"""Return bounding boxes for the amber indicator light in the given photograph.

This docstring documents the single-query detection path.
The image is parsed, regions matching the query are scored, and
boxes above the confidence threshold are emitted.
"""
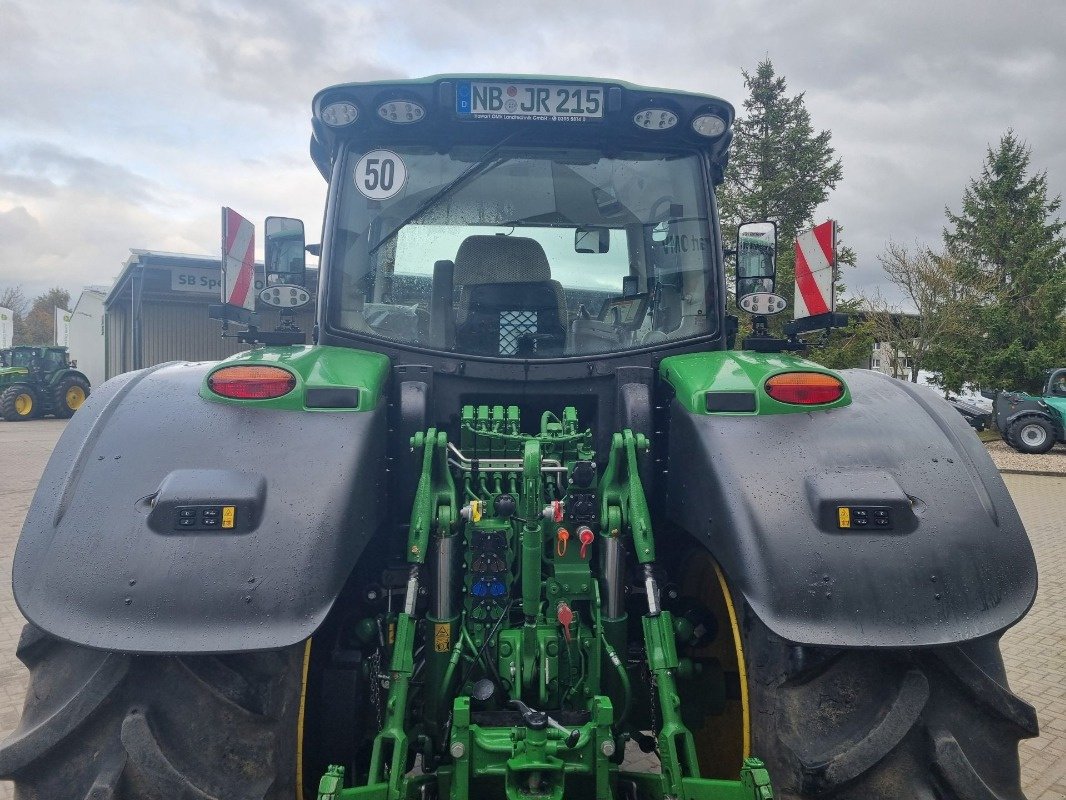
[208,365,297,400]
[764,372,844,405]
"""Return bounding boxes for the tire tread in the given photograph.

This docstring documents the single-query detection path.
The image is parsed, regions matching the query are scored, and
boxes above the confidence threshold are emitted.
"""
[0,625,301,800]
[743,605,1035,799]
[798,669,929,789]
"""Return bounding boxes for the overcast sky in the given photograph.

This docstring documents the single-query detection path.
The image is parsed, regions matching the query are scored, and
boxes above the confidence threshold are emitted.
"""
[1,0,1063,308]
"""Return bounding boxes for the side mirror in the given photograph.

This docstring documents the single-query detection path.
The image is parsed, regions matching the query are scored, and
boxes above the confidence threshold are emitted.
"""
[735,221,777,303]
[575,227,610,254]
[264,217,306,288]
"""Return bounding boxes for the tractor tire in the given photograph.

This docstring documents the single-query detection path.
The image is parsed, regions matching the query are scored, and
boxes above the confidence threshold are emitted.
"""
[676,550,1037,799]
[0,385,40,422]
[1006,415,1056,454]
[742,603,1038,799]
[0,624,306,800]
[51,375,90,418]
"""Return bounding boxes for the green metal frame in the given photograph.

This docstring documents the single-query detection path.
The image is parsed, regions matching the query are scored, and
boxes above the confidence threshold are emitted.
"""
[318,407,773,800]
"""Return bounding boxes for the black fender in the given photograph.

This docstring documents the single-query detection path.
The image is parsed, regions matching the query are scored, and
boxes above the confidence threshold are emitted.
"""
[994,391,1061,438]
[13,361,386,654]
[667,369,1037,648]
[41,368,91,387]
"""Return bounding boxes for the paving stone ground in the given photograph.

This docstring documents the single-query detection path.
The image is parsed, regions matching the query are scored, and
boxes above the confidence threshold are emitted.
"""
[1001,472,1066,800]
[0,421,1061,798]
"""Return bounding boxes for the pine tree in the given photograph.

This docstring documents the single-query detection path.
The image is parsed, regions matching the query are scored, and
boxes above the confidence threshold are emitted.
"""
[935,132,1066,392]
[718,60,843,242]
[718,59,859,360]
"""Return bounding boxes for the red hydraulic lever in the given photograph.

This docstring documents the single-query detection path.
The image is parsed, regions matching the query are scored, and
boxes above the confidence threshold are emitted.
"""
[556,601,574,643]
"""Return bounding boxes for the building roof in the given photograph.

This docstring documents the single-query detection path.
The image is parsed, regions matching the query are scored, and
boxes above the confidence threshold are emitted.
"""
[71,286,110,315]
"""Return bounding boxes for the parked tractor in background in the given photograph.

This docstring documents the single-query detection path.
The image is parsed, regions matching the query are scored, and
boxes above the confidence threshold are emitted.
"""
[0,76,1038,800]
[0,345,91,421]
[994,367,1066,453]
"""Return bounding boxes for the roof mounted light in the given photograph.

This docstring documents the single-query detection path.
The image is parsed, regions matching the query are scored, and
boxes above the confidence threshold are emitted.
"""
[378,100,425,124]
[633,109,677,131]
[320,101,359,127]
[692,113,728,137]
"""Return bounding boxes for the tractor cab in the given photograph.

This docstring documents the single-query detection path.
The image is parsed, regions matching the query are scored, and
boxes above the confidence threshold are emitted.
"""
[303,77,752,365]
[2,346,37,370]
[1045,367,1066,397]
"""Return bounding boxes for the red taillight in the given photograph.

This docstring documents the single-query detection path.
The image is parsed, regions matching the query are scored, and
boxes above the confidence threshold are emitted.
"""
[208,365,296,399]
[765,372,844,405]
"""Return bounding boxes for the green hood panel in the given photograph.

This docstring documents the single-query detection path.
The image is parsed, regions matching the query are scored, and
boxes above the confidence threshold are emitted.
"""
[200,345,390,411]
[660,351,851,415]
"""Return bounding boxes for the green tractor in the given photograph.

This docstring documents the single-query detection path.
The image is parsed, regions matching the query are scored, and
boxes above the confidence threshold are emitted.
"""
[0,345,91,421]
[0,76,1038,800]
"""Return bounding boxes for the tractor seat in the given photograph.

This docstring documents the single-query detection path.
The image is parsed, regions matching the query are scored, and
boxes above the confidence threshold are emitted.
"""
[453,235,567,357]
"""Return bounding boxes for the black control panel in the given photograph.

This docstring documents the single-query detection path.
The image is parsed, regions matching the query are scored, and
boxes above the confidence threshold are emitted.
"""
[837,506,892,530]
[173,505,237,531]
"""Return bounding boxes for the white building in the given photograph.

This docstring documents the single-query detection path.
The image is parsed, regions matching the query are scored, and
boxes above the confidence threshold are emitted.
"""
[870,339,917,380]
[68,286,109,388]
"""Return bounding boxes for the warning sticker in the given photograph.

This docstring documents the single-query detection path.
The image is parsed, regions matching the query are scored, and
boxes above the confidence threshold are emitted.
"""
[434,623,451,653]
[354,149,407,200]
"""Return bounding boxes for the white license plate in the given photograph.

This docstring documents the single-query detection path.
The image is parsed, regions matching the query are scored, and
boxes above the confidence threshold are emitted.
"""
[457,82,604,120]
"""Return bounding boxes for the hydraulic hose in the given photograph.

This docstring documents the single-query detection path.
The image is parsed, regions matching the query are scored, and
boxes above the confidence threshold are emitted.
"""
[601,634,631,730]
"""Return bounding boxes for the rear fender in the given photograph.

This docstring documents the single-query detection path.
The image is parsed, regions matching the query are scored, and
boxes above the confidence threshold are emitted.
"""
[13,347,390,654]
[994,391,1049,433]
[665,365,1037,648]
[52,369,91,387]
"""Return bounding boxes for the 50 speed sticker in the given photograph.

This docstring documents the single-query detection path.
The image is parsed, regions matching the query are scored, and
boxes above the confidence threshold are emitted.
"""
[354,149,407,200]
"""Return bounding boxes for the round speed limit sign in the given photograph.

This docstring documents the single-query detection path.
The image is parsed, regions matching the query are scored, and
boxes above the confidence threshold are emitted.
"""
[354,150,407,200]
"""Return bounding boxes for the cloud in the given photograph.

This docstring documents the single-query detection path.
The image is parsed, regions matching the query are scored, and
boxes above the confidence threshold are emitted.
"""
[158,0,401,112]
[0,143,161,204]
[0,0,1062,314]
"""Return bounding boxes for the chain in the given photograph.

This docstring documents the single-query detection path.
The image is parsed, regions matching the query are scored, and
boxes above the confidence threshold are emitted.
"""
[369,648,385,730]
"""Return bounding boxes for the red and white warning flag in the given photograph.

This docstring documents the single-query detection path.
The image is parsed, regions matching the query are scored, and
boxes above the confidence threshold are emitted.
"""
[221,207,256,311]
[793,220,836,321]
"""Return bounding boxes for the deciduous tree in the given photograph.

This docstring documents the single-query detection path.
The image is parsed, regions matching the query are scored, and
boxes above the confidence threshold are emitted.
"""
[22,288,72,346]
[864,243,994,385]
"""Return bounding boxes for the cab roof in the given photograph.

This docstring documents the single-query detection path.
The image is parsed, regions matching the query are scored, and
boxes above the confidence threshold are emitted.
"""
[309,73,735,183]
[313,73,733,107]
